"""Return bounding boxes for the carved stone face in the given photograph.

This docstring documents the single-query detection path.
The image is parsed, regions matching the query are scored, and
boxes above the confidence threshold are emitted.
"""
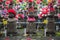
[54,6,60,14]
[57,6,60,8]
[8,13,15,18]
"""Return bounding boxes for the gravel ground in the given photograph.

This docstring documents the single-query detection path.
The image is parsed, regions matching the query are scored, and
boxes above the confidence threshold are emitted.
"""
[0,29,60,40]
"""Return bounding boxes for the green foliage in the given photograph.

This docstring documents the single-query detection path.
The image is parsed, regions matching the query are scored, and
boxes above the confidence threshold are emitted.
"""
[42,0,48,5]
[56,32,60,36]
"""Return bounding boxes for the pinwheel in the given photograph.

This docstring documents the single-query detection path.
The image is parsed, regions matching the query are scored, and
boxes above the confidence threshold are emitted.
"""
[28,0,34,2]
[5,1,10,5]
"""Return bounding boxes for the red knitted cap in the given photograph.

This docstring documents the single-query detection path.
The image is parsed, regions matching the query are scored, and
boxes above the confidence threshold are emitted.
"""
[8,9,16,16]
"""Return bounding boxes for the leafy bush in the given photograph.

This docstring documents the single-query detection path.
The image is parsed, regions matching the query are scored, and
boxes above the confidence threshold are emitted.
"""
[56,32,60,36]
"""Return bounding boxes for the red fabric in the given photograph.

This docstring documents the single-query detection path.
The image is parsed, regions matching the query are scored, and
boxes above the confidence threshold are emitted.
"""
[50,8,55,12]
[48,3,55,12]
[27,17,36,22]
[8,9,16,16]
[48,3,53,7]
[28,0,33,2]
